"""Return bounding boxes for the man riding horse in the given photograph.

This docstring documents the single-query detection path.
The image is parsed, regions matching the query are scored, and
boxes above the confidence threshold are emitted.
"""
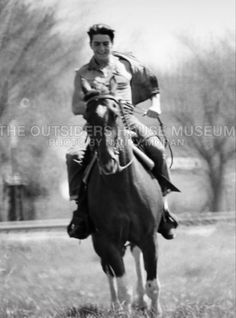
[66,24,179,240]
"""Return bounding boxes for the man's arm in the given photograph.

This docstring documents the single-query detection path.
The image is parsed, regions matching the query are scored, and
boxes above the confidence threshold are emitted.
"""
[72,71,86,116]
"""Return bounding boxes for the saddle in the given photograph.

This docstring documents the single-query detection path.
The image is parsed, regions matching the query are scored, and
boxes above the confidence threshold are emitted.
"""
[82,133,179,194]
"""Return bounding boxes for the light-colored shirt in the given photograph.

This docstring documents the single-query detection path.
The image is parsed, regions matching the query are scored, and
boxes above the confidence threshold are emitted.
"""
[72,52,161,116]
[72,56,133,115]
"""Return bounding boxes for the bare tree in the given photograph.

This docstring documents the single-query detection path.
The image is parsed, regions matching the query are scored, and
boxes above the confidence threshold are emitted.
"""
[0,0,79,116]
[0,0,80,219]
[165,34,235,211]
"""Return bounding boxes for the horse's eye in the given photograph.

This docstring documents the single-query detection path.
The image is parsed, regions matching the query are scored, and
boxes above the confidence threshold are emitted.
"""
[105,126,112,132]
[111,104,117,110]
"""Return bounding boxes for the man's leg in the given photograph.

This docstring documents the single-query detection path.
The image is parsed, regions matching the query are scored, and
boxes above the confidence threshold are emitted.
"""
[123,114,179,239]
[66,148,86,201]
[66,146,93,239]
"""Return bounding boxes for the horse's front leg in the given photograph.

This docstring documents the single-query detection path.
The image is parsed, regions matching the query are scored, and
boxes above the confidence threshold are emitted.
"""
[141,234,162,318]
[93,234,132,313]
[131,245,148,310]
[106,273,119,310]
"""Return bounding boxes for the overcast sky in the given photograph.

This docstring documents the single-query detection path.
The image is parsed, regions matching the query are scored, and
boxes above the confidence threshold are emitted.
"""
[53,0,235,70]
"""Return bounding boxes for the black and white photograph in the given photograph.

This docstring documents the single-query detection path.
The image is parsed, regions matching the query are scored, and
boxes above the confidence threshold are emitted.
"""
[0,0,235,317]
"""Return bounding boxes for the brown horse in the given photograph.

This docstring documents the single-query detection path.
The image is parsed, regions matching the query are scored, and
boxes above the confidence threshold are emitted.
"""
[82,79,163,317]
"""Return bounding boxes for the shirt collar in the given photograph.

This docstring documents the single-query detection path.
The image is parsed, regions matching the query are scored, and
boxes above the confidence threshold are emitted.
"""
[88,54,119,71]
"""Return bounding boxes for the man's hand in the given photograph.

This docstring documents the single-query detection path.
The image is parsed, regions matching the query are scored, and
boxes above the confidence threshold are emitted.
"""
[143,106,161,118]
[143,94,161,118]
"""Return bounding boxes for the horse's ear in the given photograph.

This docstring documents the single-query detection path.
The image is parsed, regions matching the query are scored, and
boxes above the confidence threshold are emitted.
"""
[81,77,92,95]
[109,76,117,96]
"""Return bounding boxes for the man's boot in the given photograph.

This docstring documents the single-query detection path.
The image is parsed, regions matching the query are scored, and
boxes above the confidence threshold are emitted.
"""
[67,184,94,239]
[152,163,180,240]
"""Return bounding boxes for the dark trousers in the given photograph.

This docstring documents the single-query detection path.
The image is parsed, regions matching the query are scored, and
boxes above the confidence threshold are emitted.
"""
[122,114,172,189]
[66,146,91,200]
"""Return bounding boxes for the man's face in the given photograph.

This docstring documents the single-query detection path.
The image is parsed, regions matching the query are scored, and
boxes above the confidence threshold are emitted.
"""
[90,34,113,63]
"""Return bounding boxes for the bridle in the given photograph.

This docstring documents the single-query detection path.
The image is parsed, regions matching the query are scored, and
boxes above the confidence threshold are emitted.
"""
[97,150,134,176]
[86,94,119,105]
[86,94,135,175]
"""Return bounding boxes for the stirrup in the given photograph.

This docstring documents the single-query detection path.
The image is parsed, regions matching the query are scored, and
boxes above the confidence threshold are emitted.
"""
[163,209,178,228]
[158,210,178,240]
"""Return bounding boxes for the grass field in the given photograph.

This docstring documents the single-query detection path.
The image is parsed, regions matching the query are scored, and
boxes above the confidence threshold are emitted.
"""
[0,222,235,318]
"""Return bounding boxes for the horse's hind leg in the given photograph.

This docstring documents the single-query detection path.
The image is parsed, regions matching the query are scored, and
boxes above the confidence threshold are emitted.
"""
[93,234,132,312]
[141,234,162,317]
[131,245,148,310]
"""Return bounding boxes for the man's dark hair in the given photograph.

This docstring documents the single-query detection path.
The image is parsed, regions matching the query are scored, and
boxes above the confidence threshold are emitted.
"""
[87,24,115,42]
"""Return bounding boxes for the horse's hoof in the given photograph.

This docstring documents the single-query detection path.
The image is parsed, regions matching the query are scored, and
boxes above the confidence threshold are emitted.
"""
[110,301,121,312]
[149,307,163,318]
[132,296,149,311]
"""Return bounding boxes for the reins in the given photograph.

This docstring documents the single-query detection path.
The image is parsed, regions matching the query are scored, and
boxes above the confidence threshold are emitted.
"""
[86,95,174,175]
[97,153,135,175]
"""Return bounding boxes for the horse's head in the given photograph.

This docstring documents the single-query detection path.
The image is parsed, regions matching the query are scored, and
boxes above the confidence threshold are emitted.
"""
[81,77,133,175]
